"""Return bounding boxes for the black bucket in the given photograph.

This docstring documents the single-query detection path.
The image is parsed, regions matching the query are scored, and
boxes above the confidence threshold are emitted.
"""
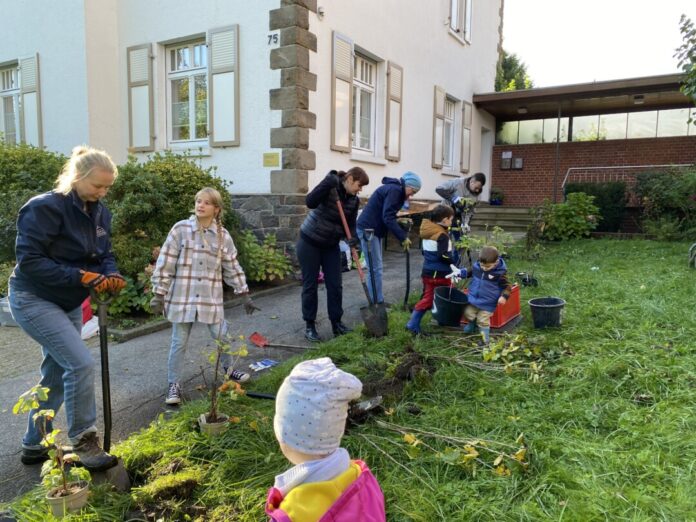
[528,297,565,328]
[432,286,468,327]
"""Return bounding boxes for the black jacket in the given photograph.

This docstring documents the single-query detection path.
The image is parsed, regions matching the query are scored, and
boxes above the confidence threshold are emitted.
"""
[10,190,118,311]
[300,171,359,247]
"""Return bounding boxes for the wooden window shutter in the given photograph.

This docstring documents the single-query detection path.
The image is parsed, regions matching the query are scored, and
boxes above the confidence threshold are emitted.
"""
[431,85,446,168]
[209,25,240,147]
[460,101,472,173]
[127,44,154,152]
[331,31,353,152]
[19,54,42,148]
[385,62,403,162]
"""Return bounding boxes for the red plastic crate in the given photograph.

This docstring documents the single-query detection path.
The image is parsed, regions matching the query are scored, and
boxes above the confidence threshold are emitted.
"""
[461,284,521,328]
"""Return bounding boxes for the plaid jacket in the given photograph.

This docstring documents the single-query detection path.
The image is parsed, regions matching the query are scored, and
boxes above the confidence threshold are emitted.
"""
[151,217,248,324]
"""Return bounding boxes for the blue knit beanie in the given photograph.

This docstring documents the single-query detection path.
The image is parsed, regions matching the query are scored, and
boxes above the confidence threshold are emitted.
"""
[401,171,422,191]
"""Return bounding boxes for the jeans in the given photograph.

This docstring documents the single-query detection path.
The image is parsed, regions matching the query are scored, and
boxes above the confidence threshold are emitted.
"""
[296,235,343,323]
[357,228,384,303]
[168,320,235,383]
[9,288,97,446]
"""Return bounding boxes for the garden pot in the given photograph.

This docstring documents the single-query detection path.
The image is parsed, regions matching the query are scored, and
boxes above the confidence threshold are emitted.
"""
[432,286,468,327]
[528,297,565,328]
[198,413,229,436]
[46,481,89,517]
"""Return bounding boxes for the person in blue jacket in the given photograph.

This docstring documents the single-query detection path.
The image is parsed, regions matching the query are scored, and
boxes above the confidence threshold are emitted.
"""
[459,245,511,344]
[356,172,421,304]
[8,145,125,472]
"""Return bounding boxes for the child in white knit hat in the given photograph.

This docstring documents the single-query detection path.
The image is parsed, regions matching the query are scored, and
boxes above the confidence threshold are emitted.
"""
[265,357,386,522]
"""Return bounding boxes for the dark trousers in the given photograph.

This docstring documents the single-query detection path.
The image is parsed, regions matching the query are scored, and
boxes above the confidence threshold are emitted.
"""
[296,236,343,323]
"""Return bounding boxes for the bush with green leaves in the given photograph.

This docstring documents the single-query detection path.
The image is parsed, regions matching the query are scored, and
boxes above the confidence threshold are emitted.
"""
[102,273,154,317]
[564,181,627,232]
[634,170,696,237]
[0,261,14,296]
[235,230,294,282]
[0,144,67,263]
[534,192,600,241]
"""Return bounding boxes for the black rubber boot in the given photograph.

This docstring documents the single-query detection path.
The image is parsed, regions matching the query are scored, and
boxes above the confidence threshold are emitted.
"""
[304,322,322,343]
[331,321,352,336]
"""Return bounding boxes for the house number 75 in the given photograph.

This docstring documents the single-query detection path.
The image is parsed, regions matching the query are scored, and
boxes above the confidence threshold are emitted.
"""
[268,33,279,45]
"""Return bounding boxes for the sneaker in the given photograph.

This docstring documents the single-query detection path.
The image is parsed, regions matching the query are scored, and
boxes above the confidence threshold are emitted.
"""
[69,432,117,472]
[225,367,250,383]
[21,444,52,465]
[165,382,182,405]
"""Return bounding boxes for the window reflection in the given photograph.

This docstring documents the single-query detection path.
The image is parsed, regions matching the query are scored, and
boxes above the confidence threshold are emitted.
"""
[627,111,657,139]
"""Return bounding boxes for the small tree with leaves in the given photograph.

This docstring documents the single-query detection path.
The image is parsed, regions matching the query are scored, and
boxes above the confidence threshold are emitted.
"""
[13,386,90,496]
[495,49,534,92]
[204,330,248,423]
[675,14,696,121]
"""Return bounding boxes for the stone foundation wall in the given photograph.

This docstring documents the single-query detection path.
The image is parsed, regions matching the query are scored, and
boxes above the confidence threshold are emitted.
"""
[230,194,307,255]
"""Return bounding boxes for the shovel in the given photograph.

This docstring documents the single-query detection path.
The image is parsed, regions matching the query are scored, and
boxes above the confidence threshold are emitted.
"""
[249,331,311,352]
[335,201,388,337]
[90,290,113,452]
[397,218,413,309]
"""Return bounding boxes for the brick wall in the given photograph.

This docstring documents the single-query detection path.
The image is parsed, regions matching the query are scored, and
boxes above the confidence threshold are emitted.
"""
[492,136,696,207]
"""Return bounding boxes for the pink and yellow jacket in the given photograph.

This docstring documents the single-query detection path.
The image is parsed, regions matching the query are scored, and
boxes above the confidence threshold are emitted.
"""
[265,460,385,522]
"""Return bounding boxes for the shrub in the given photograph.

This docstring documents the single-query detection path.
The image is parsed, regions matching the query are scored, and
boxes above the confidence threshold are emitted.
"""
[0,144,66,263]
[642,217,690,241]
[235,231,293,282]
[535,192,600,241]
[0,261,14,296]
[634,170,696,234]
[564,181,627,232]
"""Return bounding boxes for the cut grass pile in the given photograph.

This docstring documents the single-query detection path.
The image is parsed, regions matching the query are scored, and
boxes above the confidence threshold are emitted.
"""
[3,239,696,521]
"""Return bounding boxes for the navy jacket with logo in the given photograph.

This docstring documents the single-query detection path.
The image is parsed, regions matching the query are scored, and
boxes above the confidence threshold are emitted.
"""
[10,190,118,311]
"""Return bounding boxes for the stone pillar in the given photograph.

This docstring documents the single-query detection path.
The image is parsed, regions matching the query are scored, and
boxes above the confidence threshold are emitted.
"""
[269,1,318,195]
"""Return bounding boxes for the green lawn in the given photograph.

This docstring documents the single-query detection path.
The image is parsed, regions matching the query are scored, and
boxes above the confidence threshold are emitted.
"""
[5,239,696,521]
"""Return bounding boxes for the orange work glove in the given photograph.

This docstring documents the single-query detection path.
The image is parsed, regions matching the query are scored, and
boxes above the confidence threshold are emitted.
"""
[106,273,127,294]
[80,271,109,293]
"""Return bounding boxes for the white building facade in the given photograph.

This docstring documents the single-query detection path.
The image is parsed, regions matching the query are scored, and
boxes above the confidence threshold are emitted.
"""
[1,0,503,235]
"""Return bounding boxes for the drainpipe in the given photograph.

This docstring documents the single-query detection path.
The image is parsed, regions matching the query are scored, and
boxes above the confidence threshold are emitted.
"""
[552,103,561,203]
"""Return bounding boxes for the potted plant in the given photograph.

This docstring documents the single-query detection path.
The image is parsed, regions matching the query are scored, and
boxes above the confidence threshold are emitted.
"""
[13,386,92,518]
[198,332,248,436]
[490,187,504,206]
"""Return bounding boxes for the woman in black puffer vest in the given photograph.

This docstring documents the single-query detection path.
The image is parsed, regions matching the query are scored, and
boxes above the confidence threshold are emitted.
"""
[297,168,369,342]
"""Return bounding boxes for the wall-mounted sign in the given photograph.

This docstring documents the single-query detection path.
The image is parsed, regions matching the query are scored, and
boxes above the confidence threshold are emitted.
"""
[263,152,280,168]
[501,151,512,159]
[512,157,524,170]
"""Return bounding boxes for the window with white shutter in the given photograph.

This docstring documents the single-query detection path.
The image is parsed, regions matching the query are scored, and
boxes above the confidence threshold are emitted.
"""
[0,65,20,145]
[331,31,353,152]
[208,25,239,147]
[449,0,473,43]
[127,44,154,152]
[352,54,376,153]
[167,39,209,144]
[19,54,42,147]
[432,86,446,168]
[460,101,472,173]
[443,98,456,169]
[385,61,403,161]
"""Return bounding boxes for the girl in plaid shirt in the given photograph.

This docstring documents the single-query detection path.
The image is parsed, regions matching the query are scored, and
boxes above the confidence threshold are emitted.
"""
[150,188,259,405]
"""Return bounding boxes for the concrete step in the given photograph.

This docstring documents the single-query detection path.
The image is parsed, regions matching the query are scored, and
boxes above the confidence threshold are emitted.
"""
[471,220,531,231]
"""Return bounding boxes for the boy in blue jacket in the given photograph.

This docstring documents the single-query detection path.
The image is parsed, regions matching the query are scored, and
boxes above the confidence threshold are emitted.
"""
[456,246,511,344]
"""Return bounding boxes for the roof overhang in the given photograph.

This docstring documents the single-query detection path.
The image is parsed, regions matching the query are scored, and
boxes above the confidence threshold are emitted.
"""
[473,73,693,120]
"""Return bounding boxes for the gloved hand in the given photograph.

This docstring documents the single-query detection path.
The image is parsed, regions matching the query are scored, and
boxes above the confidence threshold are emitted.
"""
[106,273,127,294]
[397,218,413,230]
[445,264,466,283]
[453,196,466,210]
[401,238,412,251]
[80,271,110,293]
[243,294,261,315]
[149,294,165,315]
[461,223,471,234]
[347,236,360,249]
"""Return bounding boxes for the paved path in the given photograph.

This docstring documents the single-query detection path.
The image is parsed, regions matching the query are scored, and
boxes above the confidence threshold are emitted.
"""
[0,251,422,502]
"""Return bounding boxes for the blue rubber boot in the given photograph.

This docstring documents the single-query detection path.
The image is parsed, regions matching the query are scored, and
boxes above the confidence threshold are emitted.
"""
[463,319,477,334]
[406,309,426,334]
[480,327,491,345]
